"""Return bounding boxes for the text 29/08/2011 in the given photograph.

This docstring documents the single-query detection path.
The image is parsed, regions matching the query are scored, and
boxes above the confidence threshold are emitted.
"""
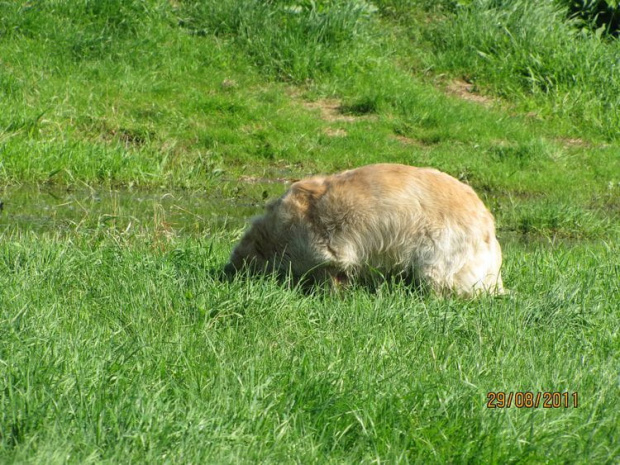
[487,392,578,409]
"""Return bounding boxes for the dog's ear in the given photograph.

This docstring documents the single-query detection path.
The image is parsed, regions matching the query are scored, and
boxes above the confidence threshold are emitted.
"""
[290,178,327,199]
[284,178,327,214]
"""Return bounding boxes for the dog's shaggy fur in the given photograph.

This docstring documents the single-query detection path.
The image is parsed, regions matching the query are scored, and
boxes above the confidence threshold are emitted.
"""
[225,164,504,296]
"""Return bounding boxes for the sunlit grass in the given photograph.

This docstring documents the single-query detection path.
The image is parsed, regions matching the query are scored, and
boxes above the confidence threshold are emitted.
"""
[0,231,618,462]
[1,0,619,462]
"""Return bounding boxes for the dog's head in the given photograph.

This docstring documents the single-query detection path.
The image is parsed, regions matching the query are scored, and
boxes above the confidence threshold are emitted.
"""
[225,179,328,280]
[224,199,289,277]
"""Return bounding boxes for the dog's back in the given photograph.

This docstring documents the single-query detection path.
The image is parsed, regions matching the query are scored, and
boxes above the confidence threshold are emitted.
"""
[228,164,504,296]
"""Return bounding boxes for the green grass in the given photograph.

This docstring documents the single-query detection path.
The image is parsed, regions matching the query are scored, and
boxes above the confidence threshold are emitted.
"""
[1,231,618,463]
[379,0,620,140]
[1,0,619,462]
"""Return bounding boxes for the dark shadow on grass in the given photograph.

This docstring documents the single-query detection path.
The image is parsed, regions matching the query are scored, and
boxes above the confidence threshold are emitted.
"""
[221,261,430,299]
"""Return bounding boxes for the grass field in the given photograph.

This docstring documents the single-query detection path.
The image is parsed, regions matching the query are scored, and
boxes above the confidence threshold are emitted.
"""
[1,1,619,463]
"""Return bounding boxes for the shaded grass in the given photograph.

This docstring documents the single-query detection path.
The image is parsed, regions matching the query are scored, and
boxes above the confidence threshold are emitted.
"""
[0,231,618,463]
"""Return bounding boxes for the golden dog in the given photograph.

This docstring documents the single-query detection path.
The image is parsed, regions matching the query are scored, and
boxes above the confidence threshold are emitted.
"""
[225,164,504,296]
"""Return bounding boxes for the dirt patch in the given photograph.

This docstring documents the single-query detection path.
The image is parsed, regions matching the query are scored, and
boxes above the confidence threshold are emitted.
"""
[323,127,348,137]
[238,175,293,184]
[556,137,589,148]
[446,79,495,106]
[392,134,427,147]
[287,87,377,123]
[302,99,360,123]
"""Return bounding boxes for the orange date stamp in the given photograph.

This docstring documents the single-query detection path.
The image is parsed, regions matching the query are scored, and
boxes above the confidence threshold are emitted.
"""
[486,392,579,408]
